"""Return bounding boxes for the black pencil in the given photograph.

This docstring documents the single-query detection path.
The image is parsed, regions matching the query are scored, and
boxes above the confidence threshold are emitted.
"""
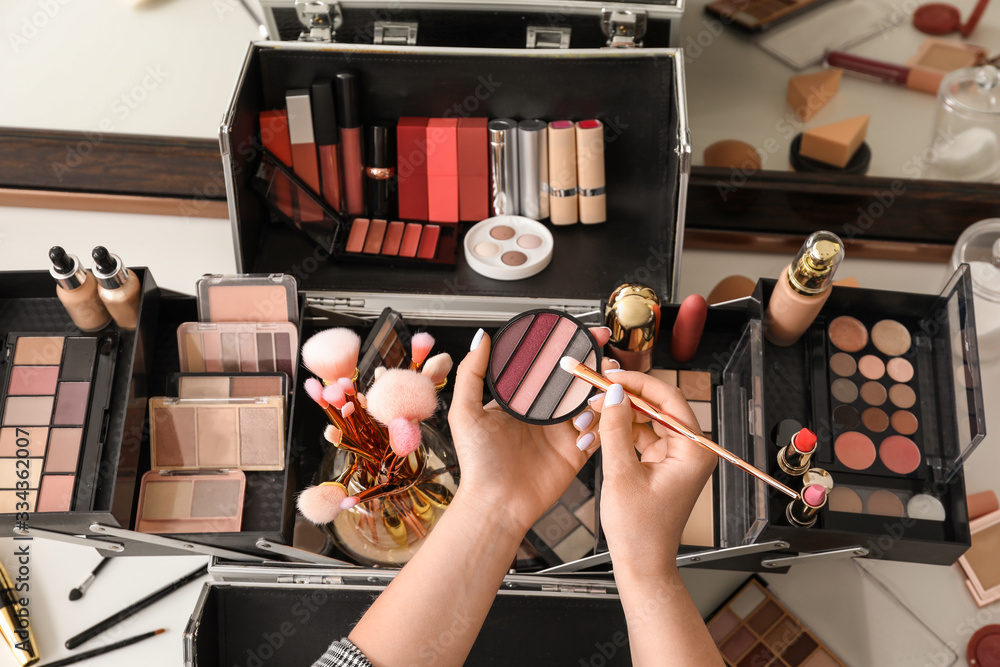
[64,563,207,649]
[46,629,165,666]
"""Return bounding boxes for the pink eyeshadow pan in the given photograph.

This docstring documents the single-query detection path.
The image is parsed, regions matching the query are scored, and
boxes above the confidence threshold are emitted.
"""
[509,318,577,414]
[204,334,223,372]
[552,350,597,418]
[495,313,559,402]
[345,218,369,253]
[382,221,404,255]
[53,382,90,425]
[37,475,74,512]
[490,315,535,379]
[400,223,422,257]
[9,367,60,396]
[44,428,82,473]
[417,225,441,259]
[363,219,387,254]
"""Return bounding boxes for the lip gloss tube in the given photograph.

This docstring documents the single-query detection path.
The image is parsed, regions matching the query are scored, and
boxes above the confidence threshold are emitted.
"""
[576,120,606,224]
[548,120,578,225]
[336,72,365,216]
[488,119,519,216]
[285,90,322,196]
[365,121,397,219]
[518,119,549,220]
[310,81,344,213]
[259,110,294,217]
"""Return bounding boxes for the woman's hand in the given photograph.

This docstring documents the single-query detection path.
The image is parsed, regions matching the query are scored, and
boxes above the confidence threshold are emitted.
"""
[580,371,717,576]
[447,327,613,538]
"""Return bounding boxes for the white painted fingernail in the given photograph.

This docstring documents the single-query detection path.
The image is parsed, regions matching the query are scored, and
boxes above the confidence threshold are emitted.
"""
[606,368,626,374]
[470,328,485,351]
[576,432,596,451]
[606,358,621,369]
[588,392,605,404]
[573,410,594,430]
[606,384,625,406]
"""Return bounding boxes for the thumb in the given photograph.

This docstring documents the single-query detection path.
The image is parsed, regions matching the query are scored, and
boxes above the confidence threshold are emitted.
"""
[597,384,639,476]
[450,328,490,429]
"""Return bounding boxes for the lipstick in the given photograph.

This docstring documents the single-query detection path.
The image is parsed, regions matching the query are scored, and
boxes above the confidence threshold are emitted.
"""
[458,118,489,222]
[518,119,549,220]
[777,427,818,476]
[786,483,828,528]
[0,559,39,666]
[310,81,344,213]
[397,117,429,221]
[488,119,519,216]
[336,72,365,216]
[365,121,397,219]
[426,118,459,223]
[548,120,578,225]
[285,90,322,196]
[575,119,606,224]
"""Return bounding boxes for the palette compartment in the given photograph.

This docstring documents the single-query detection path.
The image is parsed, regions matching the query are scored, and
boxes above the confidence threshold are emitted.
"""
[357,308,412,390]
[168,372,288,400]
[177,321,299,381]
[706,576,846,667]
[135,470,246,534]
[196,274,299,325]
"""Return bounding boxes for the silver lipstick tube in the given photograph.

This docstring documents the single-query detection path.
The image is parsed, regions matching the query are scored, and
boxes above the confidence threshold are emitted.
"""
[517,119,548,220]
[488,119,519,215]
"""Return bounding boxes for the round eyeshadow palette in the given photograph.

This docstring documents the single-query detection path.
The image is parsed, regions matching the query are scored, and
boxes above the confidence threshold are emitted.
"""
[822,315,925,479]
[486,309,601,426]
[463,215,554,281]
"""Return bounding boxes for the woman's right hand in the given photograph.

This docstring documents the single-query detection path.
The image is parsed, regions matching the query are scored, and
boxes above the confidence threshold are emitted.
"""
[580,371,717,576]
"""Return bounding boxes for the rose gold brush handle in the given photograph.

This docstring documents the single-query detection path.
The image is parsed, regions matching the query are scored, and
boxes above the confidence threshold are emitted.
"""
[561,358,799,500]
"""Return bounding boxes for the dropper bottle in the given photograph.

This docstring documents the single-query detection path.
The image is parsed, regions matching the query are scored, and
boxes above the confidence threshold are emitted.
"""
[92,246,141,331]
[48,246,111,332]
[765,231,845,346]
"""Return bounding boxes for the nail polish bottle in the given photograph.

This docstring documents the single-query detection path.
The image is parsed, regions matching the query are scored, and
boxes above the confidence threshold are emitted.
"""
[765,231,844,346]
[48,246,111,332]
[92,246,141,331]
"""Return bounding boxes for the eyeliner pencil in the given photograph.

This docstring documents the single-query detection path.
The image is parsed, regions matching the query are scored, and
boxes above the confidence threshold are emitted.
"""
[45,629,164,667]
[64,564,207,650]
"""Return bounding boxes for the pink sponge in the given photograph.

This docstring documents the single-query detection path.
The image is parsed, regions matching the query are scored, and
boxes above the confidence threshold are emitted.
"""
[298,482,348,524]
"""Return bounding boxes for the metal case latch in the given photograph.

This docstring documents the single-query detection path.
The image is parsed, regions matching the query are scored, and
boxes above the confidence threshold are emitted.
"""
[373,21,418,45]
[296,0,343,42]
[526,26,572,49]
[601,8,647,48]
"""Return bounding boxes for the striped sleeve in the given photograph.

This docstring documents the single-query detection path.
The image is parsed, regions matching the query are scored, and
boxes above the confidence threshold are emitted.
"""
[312,638,373,667]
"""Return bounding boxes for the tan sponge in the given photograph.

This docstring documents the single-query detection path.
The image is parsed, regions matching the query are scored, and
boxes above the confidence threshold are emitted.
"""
[799,115,869,168]
[787,69,843,122]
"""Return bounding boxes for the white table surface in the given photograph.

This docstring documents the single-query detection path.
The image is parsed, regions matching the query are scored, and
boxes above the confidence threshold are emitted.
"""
[0,205,996,665]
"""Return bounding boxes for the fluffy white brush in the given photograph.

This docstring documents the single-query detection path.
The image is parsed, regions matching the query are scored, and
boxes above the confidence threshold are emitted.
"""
[302,328,362,383]
[420,352,453,388]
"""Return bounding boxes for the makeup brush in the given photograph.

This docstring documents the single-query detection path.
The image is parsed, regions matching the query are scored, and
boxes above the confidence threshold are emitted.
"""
[302,328,362,383]
[558,357,798,499]
[69,556,110,601]
[409,332,435,370]
[298,482,349,523]
[420,352,453,389]
[366,369,439,456]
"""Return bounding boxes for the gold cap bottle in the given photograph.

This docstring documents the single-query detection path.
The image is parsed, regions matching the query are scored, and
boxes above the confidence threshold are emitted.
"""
[605,283,661,372]
[0,561,38,666]
[765,231,844,346]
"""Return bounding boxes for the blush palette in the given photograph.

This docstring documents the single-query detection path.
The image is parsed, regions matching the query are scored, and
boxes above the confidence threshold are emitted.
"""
[0,333,117,513]
[487,309,601,425]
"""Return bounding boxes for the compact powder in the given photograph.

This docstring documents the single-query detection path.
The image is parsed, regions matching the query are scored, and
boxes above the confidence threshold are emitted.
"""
[861,407,889,432]
[828,486,863,513]
[474,242,500,257]
[858,355,885,380]
[502,251,527,266]
[866,489,905,517]
[891,410,918,435]
[833,405,860,429]
[828,316,868,352]
[886,358,914,382]
[907,494,946,521]
[831,378,858,403]
[464,216,554,281]
[517,235,543,249]
[871,320,911,356]
[963,521,1000,590]
[13,337,64,366]
[879,435,921,474]
[889,384,916,409]
[834,432,876,470]
[830,352,857,377]
[490,225,516,240]
[859,381,887,406]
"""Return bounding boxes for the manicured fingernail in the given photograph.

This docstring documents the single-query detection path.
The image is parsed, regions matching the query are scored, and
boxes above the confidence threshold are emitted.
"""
[573,410,594,430]
[606,358,621,369]
[606,368,626,374]
[606,384,625,406]
[576,432,596,451]
[588,392,605,404]
[470,328,485,351]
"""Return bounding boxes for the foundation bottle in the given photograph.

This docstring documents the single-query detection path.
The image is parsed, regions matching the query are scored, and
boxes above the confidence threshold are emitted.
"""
[49,246,111,332]
[92,246,141,331]
[765,231,844,346]
[605,283,661,372]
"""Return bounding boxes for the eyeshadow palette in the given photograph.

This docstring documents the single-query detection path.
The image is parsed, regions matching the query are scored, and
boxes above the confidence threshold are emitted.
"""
[826,485,945,520]
[0,333,118,513]
[487,309,601,426]
[196,274,298,325]
[705,0,834,32]
[168,373,287,400]
[136,470,246,534]
[149,396,286,471]
[463,216,554,281]
[813,315,925,480]
[707,577,845,666]
[958,509,1000,607]
[340,218,458,269]
[177,321,299,381]
[650,368,716,548]
[524,471,597,567]
[357,308,411,389]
